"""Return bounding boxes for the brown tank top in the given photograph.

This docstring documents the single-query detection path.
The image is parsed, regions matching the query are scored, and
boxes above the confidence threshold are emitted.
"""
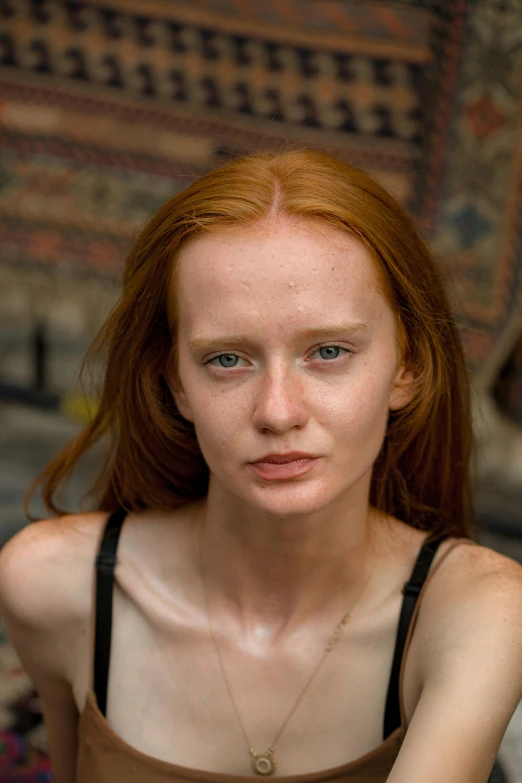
[76,510,473,782]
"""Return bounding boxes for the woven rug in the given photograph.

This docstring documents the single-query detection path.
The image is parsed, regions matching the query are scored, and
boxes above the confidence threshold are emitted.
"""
[1,0,521,398]
[0,0,460,279]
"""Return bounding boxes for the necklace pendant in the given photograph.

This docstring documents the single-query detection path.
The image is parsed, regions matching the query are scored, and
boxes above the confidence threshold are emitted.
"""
[250,749,276,776]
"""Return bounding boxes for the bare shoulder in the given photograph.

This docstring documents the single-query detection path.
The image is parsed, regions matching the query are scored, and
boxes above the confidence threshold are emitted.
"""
[0,511,108,630]
[416,539,522,691]
[426,538,522,612]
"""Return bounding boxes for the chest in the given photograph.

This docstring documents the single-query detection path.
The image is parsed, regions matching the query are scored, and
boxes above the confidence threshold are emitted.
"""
[72,584,423,777]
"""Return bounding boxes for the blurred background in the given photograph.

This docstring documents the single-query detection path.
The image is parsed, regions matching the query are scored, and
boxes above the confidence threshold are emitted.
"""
[0,0,521,780]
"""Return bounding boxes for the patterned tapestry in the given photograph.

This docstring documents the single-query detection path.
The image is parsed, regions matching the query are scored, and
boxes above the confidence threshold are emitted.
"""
[0,0,521,404]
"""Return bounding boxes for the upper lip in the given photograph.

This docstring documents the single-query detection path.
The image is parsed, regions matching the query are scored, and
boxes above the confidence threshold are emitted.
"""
[250,452,319,464]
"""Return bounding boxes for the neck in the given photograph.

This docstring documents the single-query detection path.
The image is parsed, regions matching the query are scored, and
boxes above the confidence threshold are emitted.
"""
[193,481,379,643]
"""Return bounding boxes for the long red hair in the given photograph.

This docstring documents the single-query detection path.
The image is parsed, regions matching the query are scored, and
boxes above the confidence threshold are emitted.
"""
[27,148,476,540]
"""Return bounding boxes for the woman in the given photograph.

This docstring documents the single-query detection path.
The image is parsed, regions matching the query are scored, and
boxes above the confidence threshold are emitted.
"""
[0,148,520,783]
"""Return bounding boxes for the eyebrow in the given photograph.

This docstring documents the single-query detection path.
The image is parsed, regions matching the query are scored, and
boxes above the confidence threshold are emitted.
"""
[187,323,369,354]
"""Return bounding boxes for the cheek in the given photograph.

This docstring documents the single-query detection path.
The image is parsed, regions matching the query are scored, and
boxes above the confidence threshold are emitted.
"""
[328,356,392,405]
[187,385,247,459]
[325,368,392,441]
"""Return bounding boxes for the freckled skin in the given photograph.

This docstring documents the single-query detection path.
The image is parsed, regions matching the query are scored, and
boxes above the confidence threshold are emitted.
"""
[172,218,414,525]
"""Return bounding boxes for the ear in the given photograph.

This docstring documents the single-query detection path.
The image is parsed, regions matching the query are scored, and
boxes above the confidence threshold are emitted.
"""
[168,376,195,423]
[388,363,417,411]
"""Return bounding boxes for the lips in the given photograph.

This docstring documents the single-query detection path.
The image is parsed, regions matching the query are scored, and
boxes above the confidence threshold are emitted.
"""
[248,453,320,481]
[250,452,318,464]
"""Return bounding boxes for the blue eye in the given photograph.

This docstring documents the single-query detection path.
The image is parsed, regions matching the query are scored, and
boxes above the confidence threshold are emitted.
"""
[317,346,345,360]
[212,354,240,368]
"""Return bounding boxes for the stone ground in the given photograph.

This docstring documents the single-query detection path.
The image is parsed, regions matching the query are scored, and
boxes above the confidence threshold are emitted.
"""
[0,325,521,779]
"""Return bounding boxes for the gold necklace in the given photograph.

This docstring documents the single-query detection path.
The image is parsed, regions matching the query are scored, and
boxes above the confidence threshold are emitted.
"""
[198,523,374,777]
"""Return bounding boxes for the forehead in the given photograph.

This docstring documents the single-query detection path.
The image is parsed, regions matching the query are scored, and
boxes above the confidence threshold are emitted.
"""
[174,220,387,332]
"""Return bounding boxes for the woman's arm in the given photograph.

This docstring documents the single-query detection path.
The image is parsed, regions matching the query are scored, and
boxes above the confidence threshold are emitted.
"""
[0,518,96,783]
[387,545,522,783]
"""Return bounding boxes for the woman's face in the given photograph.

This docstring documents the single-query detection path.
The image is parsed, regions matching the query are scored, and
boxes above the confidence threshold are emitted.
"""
[172,219,413,517]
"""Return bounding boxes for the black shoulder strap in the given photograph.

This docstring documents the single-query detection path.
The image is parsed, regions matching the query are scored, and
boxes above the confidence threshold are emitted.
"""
[382,533,449,739]
[93,507,128,717]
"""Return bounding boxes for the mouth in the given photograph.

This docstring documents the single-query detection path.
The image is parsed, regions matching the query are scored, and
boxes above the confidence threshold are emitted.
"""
[250,452,319,464]
[248,455,320,481]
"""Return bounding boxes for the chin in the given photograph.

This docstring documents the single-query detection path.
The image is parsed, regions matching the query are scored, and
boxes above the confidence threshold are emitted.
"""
[240,479,343,519]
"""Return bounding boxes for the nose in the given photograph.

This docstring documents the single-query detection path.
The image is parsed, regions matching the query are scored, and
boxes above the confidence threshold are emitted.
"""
[251,362,309,434]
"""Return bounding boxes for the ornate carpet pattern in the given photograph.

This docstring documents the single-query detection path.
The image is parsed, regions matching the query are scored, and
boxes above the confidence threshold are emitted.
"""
[0,0,522,390]
[0,0,521,384]
[0,3,463,308]
[429,0,522,380]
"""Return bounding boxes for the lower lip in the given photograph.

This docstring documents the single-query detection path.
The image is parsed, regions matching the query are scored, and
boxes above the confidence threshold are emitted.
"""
[248,458,319,481]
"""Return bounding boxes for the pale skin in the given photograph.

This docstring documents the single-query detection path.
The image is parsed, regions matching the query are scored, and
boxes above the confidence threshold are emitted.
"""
[0,217,521,782]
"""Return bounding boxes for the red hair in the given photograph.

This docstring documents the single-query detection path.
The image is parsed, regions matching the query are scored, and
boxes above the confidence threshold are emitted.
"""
[28,148,476,540]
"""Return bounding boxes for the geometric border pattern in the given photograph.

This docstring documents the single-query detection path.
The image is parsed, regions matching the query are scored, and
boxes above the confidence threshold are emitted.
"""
[2,0,522,379]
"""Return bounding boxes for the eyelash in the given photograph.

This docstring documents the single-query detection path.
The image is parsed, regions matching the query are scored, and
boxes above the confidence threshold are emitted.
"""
[203,344,353,370]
